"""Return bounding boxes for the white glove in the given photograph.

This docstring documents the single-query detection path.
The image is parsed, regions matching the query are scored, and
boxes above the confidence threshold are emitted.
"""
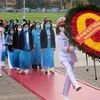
[70,46,75,51]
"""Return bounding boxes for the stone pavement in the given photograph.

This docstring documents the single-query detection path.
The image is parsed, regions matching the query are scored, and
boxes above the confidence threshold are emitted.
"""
[55,43,100,89]
[0,71,41,100]
[56,66,100,89]
[1,47,100,100]
[1,64,100,100]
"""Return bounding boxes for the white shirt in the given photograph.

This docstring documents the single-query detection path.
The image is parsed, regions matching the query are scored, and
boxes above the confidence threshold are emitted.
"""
[56,32,77,63]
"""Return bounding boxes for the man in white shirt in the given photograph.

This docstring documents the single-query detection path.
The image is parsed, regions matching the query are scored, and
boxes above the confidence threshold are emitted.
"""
[56,17,81,100]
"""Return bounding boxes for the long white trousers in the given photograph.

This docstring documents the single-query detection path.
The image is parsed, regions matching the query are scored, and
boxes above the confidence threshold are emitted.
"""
[62,61,79,96]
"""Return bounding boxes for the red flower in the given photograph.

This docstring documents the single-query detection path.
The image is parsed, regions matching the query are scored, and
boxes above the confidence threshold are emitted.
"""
[70,11,100,56]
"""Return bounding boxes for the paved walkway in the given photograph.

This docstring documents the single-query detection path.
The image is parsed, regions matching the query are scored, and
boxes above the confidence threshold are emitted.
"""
[0,71,41,100]
[56,66,100,89]
[3,69,100,100]
[1,46,100,100]
[55,43,100,88]
[1,64,100,100]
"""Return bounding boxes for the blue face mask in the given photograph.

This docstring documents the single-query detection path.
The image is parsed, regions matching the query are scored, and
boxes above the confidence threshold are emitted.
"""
[24,28,29,32]
[36,24,40,29]
[45,24,51,29]
[10,30,14,35]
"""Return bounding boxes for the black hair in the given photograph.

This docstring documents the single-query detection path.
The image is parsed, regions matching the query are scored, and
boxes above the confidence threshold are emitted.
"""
[44,20,52,24]
[12,19,14,22]
[23,19,26,21]
[9,20,12,23]
[14,24,18,29]
[30,24,35,31]
[33,21,35,24]
[18,24,22,28]
[35,22,41,29]
[8,27,15,35]
[15,24,23,33]
[23,19,27,23]
[22,19,27,26]
[0,19,3,27]
[15,19,19,23]
[5,24,9,32]
[27,20,30,26]
[43,20,52,29]
[23,23,29,27]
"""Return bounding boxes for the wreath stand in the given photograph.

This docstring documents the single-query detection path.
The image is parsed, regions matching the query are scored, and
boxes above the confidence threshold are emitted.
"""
[85,54,97,80]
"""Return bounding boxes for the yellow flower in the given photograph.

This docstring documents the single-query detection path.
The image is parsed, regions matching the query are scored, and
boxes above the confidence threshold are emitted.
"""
[76,12,100,51]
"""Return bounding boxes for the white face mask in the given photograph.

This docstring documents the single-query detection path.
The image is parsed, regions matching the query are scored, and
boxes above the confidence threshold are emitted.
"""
[18,28,22,32]
[59,27,65,32]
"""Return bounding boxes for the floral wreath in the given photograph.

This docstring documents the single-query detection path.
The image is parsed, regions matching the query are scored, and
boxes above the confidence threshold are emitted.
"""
[65,5,100,61]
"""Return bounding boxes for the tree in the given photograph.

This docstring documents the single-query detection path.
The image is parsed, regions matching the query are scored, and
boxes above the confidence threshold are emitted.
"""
[26,0,45,8]
[88,0,100,5]
[16,0,23,9]
[74,0,83,6]
[3,0,6,8]
[16,0,46,9]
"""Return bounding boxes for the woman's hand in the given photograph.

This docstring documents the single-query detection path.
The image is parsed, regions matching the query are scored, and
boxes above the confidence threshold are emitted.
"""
[10,43,12,45]
[18,49,20,52]
[70,46,75,51]
[12,48,14,50]
[42,49,44,52]
[32,49,34,51]
[53,48,56,51]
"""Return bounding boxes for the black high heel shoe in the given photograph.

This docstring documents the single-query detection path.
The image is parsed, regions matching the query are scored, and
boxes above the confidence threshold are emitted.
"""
[45,71,48,74]
[50,71,55,74]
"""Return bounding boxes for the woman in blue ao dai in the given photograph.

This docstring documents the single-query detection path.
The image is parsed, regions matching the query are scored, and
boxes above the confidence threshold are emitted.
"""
[13,25,23,71]
[40,20,56,74]
[19,23,34,75]
[32,22,42,70]
[5,28,15,69]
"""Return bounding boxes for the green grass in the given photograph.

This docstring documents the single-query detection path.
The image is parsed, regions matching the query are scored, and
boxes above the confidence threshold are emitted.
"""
[0,12,65,23]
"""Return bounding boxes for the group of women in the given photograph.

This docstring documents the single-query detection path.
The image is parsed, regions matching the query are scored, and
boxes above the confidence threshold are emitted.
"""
[0,18,56,76]
[0,17,82,100]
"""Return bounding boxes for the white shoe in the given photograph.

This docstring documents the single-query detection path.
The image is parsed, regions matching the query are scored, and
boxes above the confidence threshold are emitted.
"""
[24,69,29,75]
[25,72,29,75]
[0,73,2,77]
[19,70,24,74]
[63,96,70,100]
[16,68,20,71]
[41,69,44,72]
[75,85,81,91]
